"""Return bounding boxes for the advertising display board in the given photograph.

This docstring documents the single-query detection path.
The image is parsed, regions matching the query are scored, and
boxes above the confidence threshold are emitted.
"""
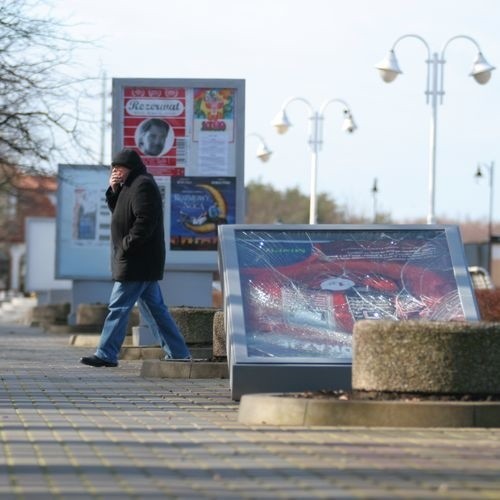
[218,224,479,400]
[112,78,245,271]
[55,164,111,279]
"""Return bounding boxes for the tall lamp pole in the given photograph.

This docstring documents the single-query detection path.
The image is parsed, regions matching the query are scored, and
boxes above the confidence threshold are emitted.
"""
[271,97,356,224]
[371,178,379,223]
[376,34,495,224]
[475,161,495,272]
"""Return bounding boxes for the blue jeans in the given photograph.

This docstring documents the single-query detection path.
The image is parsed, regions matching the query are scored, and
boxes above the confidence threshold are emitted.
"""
[95,281,191,363]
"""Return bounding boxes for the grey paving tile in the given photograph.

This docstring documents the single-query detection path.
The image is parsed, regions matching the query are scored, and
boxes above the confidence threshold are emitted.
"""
[1,324,500,497]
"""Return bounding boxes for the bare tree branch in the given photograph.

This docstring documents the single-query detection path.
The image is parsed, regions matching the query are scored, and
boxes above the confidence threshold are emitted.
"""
[0,0,99,175]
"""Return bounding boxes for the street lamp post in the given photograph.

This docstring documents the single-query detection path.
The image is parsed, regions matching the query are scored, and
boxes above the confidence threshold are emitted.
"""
[371,178,379,223]
[475,161,495,271]
[246,132,273,163]
[271,97,356,224]
[376,34,495,224]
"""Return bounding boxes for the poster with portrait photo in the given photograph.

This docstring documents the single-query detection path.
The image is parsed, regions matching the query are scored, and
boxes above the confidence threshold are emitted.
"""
[122,86,188,176]
[170,176,236,251]
[135,118,175,157]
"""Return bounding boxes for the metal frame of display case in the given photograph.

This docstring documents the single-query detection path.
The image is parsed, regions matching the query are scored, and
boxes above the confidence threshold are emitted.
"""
[218,224,479,400]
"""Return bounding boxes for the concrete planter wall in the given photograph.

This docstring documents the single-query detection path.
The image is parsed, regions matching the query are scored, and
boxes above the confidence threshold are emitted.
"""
[170,306,218,344]
[139,307,227,379]
[29,303,70,328]
[76,304,139,335]
[212,310,226,357]
[76,304,108,326]
[353,320,500,395]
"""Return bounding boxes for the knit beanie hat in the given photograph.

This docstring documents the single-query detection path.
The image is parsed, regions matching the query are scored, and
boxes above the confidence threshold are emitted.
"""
[111,149,145,170]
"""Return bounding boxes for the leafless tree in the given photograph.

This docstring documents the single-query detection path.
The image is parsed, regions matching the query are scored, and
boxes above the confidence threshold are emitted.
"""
[0,0,97,181]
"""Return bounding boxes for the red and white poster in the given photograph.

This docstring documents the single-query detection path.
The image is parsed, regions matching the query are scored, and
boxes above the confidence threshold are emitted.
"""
[122,86,187,176]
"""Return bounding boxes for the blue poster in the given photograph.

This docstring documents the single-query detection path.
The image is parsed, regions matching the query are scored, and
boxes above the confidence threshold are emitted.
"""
[170,176,236,251]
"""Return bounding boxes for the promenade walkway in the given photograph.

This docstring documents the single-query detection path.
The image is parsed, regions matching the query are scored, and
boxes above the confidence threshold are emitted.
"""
[0,322,500,498]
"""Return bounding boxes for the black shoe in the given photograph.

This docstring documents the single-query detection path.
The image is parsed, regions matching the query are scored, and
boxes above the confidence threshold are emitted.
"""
[80,355,118,368]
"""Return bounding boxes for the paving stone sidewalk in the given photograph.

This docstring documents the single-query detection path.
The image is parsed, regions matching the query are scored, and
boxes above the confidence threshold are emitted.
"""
[0,324,500,499]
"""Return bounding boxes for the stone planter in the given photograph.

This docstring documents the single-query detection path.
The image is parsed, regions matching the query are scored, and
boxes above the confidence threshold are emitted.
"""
[28,303,70,328]
[212,310,226,357]
[170,306,219,344]
[353,320,500,395]
[76,303,108,326]
[76,303,139,335]
[136,307,225,377]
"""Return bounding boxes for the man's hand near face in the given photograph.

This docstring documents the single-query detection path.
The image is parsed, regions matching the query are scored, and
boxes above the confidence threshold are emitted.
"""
[110,166,129,192]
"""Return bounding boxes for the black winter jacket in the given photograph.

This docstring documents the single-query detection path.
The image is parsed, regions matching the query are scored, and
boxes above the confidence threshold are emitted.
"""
[106,164,165,281]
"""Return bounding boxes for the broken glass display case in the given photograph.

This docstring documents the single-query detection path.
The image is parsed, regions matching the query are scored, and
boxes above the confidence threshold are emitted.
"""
[218,225,479,400]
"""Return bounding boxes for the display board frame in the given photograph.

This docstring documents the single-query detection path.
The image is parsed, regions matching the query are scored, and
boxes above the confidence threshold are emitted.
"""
[55,164,111,280]
[218,224,480,400]
[112,78,245,271]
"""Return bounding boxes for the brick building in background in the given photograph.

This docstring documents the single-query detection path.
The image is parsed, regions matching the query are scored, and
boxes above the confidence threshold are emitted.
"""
[0,166,56,291]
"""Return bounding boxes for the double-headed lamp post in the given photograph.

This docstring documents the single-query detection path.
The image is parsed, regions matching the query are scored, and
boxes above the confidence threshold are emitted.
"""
[271,97,356,224]
[246,132,273,163]
[376,34,495,224]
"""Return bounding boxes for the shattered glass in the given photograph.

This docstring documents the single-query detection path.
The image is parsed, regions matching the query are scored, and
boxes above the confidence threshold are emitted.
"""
[235,229,466,359]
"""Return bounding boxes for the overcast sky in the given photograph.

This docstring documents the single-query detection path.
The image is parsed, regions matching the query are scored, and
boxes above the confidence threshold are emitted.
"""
[52,0,500,223]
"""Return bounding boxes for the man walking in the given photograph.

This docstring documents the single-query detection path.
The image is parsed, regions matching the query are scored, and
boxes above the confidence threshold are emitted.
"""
[80,148,190,367]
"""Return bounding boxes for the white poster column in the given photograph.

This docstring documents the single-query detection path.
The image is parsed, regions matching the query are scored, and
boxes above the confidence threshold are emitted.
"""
[9,244,25,293]
[25,218,72,305]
